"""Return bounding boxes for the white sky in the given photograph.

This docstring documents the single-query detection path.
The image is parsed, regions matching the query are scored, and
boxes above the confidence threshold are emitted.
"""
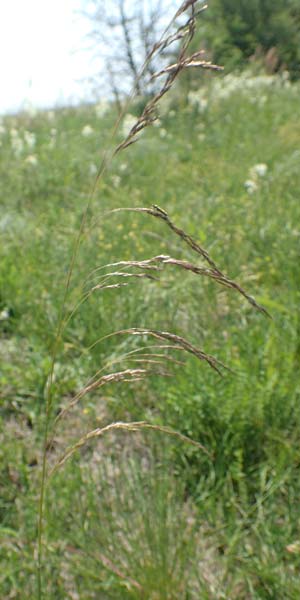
[0,0,99,115]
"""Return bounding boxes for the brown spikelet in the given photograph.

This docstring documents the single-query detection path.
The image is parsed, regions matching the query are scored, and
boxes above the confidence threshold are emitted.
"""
[114,2,222,155]
[49,421,212,479]
[56,368,154,425]
[100,328,228,375]
[151,52,222,80]
[110,206,270,317]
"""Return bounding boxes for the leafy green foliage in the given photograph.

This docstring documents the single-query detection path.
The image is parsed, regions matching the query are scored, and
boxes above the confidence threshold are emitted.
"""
[197,0,300,77]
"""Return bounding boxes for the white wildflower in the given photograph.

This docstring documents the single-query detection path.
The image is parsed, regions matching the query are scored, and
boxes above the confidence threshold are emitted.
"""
[48,127,57,149]
[81,124,94,137]
[258,95,267,107]
[191,70,288,108]
[119,163,128,172]
[250,163,268,178]
[89,163,98,176]
[122,114,137,138]
[10,130,24,157]
[25,154,38,166]
[281,70,290,88]
[188,91,208,112]
[23,100,37,117]
[159,128,167,138]
[47,110,55,122]
[24,130,36,149]
[111,174,121,188]
[0,307,9,320]
[198,98,208,112]
[188,91,199,106]
[95,101,109,118]
[244,179,258,194]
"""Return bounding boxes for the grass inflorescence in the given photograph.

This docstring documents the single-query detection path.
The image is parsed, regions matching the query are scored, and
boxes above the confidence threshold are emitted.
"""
[35,2,233,596]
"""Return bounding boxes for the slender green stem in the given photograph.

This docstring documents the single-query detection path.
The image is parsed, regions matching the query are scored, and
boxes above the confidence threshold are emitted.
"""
[36,161,105,598]
[36,6,196,596]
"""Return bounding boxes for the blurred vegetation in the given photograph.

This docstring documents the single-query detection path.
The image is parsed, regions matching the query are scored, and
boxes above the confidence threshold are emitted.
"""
[195,0,300,78]
[1,70,300,597]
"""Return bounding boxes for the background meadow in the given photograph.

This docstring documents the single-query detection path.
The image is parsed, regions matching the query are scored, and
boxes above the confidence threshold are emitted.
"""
[1,69,300,598]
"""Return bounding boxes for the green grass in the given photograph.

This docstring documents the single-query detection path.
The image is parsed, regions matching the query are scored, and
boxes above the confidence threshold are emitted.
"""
[1,73,300,598]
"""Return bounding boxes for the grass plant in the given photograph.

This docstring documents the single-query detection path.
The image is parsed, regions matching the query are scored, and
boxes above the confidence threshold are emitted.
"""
[1,1,300,597]
[35,2,238,596]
